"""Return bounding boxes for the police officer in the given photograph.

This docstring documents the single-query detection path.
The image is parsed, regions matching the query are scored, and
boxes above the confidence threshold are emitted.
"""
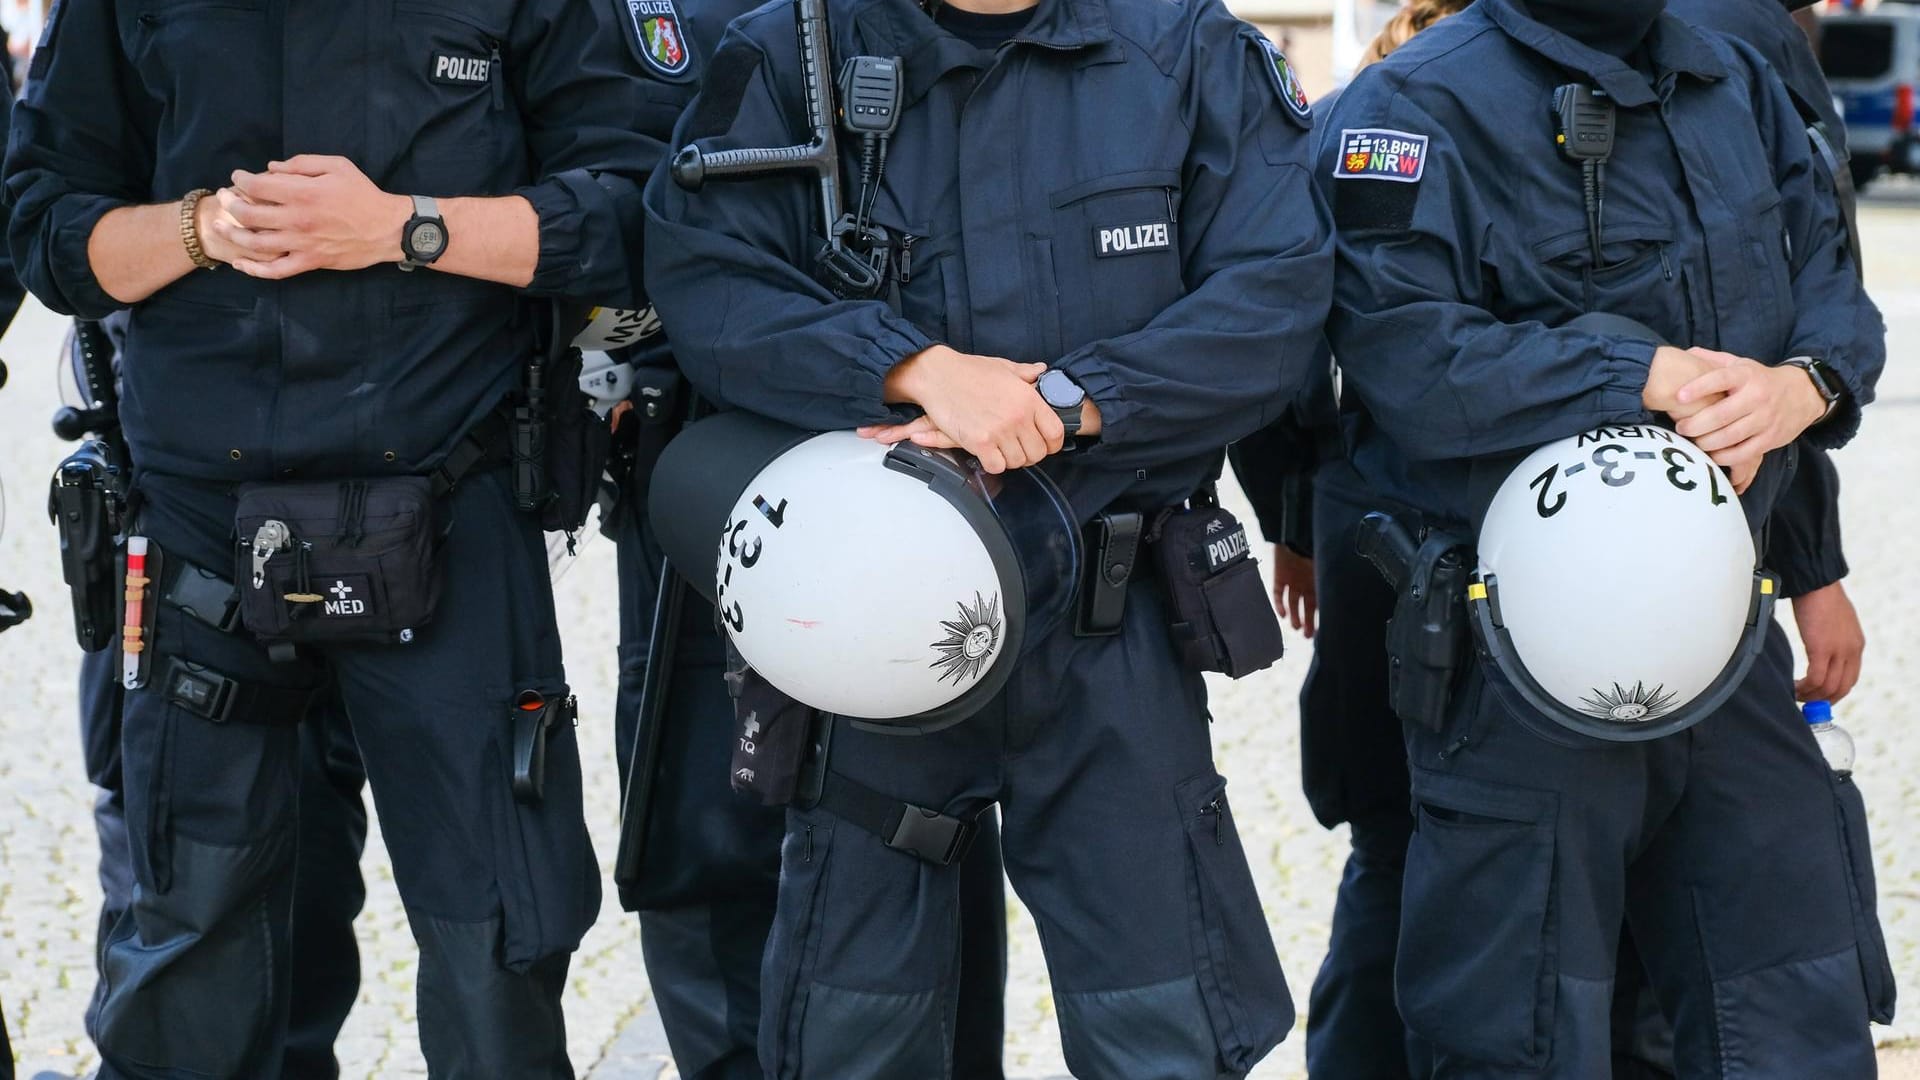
[598,3,1008,1075]
[1611,4,1877,1072]
[1236,1,1876,1075]
[1318,0,1889,1073]
[645,0,1332,1071]
[5,2,673,1075]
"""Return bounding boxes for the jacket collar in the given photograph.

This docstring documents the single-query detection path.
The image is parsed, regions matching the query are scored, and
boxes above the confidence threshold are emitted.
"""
[1481,0,1728,107]
[852,0,1114,106]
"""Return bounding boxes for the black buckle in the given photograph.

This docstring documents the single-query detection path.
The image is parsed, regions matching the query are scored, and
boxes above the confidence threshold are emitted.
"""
[161,560,241,633]
[161,656,237,724]
[884,805,976,866]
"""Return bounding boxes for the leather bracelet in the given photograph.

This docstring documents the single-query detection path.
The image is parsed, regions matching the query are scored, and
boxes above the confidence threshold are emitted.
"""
[179,188,218,270]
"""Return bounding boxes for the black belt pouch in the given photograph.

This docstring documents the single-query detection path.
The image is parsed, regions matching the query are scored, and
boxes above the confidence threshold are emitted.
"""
[1149,502,1284,678]
[234,476,441,645]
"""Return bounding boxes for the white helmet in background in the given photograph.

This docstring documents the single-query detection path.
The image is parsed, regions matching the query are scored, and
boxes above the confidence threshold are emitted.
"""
[571,305,662,351]
[649,413,1081,734]
[1470,424,1776,743]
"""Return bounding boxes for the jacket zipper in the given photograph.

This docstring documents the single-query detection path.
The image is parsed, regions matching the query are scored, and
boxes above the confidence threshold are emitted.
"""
[896,234,918,284]
[1201,796,1226,846]
[489,39,506,110]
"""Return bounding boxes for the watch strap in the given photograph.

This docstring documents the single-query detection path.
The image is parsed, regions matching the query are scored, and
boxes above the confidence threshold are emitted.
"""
[412,194,440,221]
[1054,400,1083,437]
[1782,356,1842,422]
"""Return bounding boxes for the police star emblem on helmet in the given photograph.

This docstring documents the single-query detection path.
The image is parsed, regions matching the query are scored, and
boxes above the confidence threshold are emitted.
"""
[1579,682,1679,723]
[930,592,1002,685]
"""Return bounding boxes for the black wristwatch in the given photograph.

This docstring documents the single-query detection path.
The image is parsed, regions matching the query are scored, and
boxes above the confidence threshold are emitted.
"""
[1037,368,1086,440]
[399,195,447,272]
[1780,356,1844,423]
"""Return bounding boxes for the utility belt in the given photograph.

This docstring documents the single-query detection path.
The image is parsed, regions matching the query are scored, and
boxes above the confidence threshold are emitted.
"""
[1355,509,1473,732]
[125,490,562,808]
[117,545,321,728]
[1076,486,1284,679]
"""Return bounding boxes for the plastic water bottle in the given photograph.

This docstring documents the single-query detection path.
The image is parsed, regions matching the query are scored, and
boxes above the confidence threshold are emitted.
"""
[1805,700,1855,779]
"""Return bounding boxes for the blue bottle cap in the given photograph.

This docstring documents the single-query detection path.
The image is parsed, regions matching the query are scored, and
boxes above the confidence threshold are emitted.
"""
[1803,700,1833,725]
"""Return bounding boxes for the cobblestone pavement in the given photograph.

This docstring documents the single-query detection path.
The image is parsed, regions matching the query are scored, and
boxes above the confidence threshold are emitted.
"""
[5,188,1919,1079]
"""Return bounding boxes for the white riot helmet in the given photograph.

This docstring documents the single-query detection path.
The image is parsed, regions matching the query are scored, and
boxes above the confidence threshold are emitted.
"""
[649,412,1082,734]
[1469,424,1776,743]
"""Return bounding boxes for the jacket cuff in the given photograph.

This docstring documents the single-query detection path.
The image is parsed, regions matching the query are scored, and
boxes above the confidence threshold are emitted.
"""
[517,169,639,303]
[1802,361,1864,450]
[1052,346,1131,459]
[1776,550,1849,599]
[848,319,936,426]
[1602,337,1660,422]
[60,194,132,319]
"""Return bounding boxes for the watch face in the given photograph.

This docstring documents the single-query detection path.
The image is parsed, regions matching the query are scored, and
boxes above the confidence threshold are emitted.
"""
[1038,370,1084,409]
[408,220,446,260]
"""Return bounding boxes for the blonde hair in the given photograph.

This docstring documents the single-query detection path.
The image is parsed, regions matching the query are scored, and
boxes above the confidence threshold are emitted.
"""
[1357,0,1474,71]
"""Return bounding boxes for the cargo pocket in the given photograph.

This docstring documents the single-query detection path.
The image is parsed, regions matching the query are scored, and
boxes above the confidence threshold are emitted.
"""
[485,680,595,973]
[764,810,837,1080]
[1175,772,1293,1072]
[1397,770,1558,1068]
[1833,774,1897,1024]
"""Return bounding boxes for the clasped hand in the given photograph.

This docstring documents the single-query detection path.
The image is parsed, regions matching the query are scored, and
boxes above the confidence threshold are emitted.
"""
[196,155,411,280]
[860,345,1099,474]
[1641,345,1828,493]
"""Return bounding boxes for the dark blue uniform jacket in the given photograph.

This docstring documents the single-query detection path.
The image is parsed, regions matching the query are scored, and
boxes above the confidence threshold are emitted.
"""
[1320,0,1882,531]
[5,0,678,482]
[644,0,1333,519]
[1670,0,1845,154]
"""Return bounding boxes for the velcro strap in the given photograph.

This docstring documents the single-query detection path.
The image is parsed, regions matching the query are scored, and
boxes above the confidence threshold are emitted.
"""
[158,655,317,726]
[813,771,977,866]
[431,411,512,497]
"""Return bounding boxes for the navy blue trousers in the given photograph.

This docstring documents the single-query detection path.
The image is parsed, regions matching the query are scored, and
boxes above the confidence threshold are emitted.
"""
[94,469,596,1080]
[1295,477,1424,1079]
[1397,625,1888,1077]
[760,579,1292,1080]
[78,647,367,1080]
